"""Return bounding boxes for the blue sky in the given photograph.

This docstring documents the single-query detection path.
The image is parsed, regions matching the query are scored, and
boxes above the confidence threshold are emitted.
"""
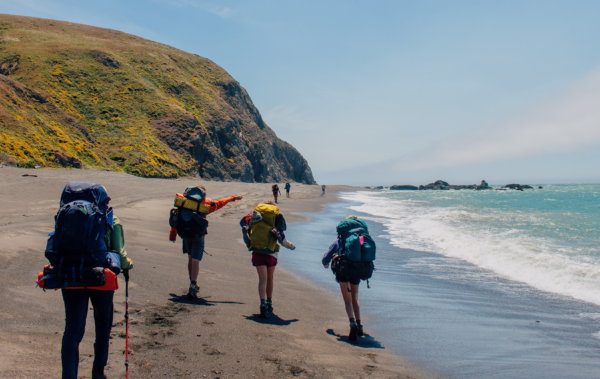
[3,0,600,185]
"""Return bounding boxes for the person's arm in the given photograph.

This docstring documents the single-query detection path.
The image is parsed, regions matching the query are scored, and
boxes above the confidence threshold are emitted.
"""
[239,212,251,228]
[207,195,243,214]
[111,216,133,270]
[322,239,340,267]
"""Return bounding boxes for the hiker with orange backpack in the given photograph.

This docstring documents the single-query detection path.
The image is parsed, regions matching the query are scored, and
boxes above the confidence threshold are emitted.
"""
[240,201,295,317]
[169,185,243,299]
[38,181,133,379]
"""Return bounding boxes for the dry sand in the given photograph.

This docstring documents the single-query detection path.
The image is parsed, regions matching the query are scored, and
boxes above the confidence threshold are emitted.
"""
[0,167,432,379]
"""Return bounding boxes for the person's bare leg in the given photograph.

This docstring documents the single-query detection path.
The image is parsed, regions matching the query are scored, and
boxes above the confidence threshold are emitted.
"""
[190,257,200,283]
[256,265,268,300]
[350,284,360,321]
[339,282,355,320]
[187,255,193,279]
[266,266,276,298]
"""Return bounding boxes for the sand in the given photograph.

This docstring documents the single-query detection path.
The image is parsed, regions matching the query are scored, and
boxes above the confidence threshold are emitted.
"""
[0,166,432,379]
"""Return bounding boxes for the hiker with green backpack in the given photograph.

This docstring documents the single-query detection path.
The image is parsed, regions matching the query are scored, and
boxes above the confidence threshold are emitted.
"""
[322,216,376,341]
[169,185,243,299]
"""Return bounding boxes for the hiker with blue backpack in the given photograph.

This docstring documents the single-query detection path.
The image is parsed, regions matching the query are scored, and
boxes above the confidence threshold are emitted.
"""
[322,216,376,341]
[169,185,243,299]
[37,181,133,379]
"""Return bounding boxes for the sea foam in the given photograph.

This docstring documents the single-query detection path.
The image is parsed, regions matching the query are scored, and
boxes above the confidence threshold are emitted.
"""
[340,185,600,306]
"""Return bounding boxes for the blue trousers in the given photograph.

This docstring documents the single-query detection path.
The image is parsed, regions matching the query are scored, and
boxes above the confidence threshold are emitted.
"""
[61,289,114,379]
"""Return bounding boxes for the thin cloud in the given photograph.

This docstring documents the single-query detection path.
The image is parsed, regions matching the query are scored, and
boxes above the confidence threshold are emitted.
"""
[263,105,320,131]
[153,0,232,18]
[391,67,600,172]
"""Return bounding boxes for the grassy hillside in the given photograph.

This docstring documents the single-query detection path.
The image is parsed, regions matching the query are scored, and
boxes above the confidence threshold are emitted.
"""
[0,14,315,183]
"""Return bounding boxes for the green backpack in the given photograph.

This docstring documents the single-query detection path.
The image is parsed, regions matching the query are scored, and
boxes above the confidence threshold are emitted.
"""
[336,218,376,262]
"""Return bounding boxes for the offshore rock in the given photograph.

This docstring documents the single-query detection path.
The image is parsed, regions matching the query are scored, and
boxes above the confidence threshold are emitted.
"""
[418,180,492,190]
[504,183,533,191]
[390,185,418,190]
[419,180,450,190]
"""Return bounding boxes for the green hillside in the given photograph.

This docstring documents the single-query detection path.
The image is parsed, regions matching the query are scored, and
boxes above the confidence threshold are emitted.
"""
[0,14,315,183]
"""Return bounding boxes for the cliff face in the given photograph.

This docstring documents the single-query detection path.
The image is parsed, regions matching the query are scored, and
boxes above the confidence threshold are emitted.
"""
[0,15,315,183]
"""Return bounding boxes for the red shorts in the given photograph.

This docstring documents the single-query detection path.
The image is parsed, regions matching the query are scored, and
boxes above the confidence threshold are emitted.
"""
[252,252,278,267]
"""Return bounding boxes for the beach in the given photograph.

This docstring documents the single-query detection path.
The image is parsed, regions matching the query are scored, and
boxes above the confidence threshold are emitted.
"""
[0,167,431,379]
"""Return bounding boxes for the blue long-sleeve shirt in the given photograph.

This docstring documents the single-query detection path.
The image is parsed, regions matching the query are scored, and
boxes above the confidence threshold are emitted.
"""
[322,238,341,266]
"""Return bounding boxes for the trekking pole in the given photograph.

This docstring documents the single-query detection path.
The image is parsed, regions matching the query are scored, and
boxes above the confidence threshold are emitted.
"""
[124,269,130,379]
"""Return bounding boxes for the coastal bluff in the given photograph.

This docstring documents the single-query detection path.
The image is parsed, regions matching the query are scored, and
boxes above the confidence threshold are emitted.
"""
[0,14,315,183]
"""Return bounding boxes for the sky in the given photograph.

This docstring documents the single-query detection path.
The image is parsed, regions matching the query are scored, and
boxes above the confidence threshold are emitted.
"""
[3,0,600,185]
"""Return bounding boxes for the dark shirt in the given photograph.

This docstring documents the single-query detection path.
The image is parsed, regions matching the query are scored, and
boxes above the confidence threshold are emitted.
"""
[322,238,341,266]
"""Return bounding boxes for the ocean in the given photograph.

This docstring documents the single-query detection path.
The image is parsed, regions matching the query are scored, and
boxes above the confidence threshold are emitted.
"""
[281,184,600,378]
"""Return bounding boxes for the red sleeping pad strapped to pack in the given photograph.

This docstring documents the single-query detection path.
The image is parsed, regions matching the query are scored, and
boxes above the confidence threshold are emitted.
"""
[36,265,119,291]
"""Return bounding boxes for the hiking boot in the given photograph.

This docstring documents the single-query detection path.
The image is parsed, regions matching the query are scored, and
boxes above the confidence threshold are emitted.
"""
[266,300,273,313]
[187,284,198,299]
[280,239,296,250]
[349,321,358,341]
[260,303,269,318]
[357,324,364,336]
[92,366,107,379]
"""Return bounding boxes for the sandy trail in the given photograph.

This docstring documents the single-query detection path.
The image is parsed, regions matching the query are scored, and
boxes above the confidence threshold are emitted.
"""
[0,167,431,379]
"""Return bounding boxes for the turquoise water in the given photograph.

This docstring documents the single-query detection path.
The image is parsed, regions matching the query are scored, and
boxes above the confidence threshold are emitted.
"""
[281,186,600,378]
[341,184,600,306]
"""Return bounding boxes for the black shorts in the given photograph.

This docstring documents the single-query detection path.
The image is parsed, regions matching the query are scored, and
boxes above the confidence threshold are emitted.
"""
[335,273,360,285]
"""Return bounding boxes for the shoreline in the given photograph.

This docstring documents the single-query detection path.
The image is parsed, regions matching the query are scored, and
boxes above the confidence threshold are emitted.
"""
[322,189,600,379]
[0,167,432,379]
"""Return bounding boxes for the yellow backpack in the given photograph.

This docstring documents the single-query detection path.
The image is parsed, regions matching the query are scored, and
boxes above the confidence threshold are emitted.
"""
[249,204,280,252]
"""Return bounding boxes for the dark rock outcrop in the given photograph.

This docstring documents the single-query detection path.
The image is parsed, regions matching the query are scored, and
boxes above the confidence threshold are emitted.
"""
[419,180,450,190]
[475,180,490,190]
[416,179,492,191]
[504,183,521,189]
[90,50,120,68]
[0,55,19,75]
[390,185,418,190]
[504,183,533,191]
[53,151,82,168]
[373,186,384,190]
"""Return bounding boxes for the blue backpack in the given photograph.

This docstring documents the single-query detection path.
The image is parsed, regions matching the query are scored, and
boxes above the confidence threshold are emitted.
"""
[44,182,121,285]
[336,218,376,262]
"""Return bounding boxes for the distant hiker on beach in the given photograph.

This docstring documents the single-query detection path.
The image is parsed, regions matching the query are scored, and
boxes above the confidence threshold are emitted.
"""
[240,201,295,318]
[169,185,243,299]
[285,181,291,198]
[322,184,326,195]
[39,181,133,379]
[272,184,281,203]
[322,216,376,341]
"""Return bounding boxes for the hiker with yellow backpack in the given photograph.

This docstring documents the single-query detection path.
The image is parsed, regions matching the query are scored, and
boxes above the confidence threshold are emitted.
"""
[169,185,243,299]
[240,201,296,317]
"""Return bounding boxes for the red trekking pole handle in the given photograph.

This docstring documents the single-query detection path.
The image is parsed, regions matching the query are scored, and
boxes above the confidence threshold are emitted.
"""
[124,269,130,378]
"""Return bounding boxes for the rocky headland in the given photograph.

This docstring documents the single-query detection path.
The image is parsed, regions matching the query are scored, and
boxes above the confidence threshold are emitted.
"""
[0,15,315,183]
